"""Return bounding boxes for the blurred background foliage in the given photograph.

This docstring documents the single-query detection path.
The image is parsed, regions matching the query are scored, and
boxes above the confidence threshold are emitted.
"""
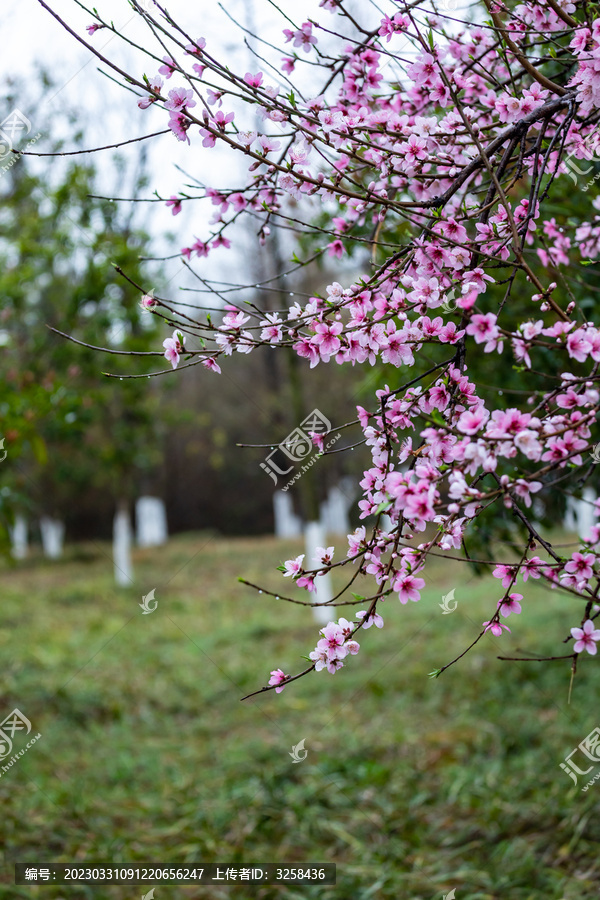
[0,76,369,551]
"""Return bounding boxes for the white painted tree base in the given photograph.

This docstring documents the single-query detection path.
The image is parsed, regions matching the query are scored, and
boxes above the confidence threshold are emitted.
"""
[578,487,597,540]
[379,513,394,533]
[40,517,65,559]
[305,521,334,625]
[113,505,133,586]
[136,496,168,547]
[320,483,352,536]
[565,488,597,540]
[273,490,302,538]
[10,514,28,559]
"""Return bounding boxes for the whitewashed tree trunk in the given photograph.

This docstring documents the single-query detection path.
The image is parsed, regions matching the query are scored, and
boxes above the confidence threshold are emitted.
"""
[578,487,597,540]
[10,514,28,559]
[136,496,168,547]
[565,489,597,538]
[379,513,394,533]
[320,496,333,533]
[273,491,302,538]
[113,503,133,586]
[305,520,333,624]
[320,485,352,536]
[40,517,65,559]
[565,498,578,532]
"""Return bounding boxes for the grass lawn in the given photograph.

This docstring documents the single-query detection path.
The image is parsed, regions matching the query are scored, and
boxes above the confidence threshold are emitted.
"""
[0,531,599,899]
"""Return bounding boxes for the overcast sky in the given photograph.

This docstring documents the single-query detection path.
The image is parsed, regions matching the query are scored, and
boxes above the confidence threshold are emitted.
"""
[2,0,355,307]
[1,1,464,304]
[0,6,257,281]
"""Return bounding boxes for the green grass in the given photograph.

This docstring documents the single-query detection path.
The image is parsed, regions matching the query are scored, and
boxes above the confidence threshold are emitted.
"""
[0,532,599,899]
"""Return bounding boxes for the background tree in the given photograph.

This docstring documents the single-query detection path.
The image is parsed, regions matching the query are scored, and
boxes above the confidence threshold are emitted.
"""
[0,89,165,549]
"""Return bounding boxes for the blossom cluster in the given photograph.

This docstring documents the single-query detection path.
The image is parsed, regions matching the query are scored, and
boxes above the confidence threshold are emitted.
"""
[269,606,384,688]
[75,0,600,693]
